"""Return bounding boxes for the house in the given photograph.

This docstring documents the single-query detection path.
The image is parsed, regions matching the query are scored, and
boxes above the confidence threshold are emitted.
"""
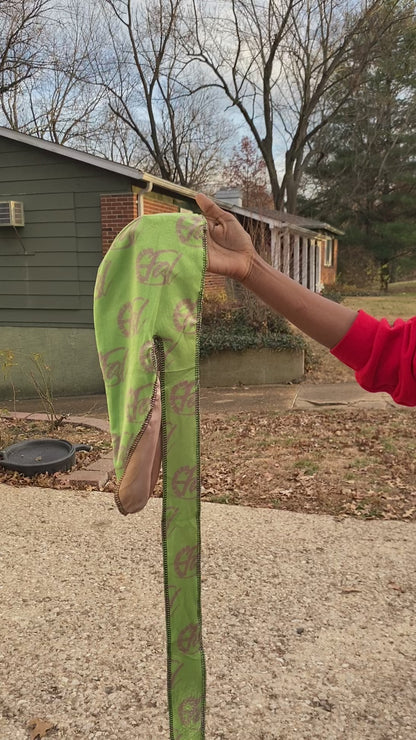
[213,189,341,295]
[0,127,340,398]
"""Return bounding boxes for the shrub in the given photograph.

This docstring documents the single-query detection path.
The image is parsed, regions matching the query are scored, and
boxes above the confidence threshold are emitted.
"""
[321,283,384,300]
[200,292,306,358]
[320,285,344,303]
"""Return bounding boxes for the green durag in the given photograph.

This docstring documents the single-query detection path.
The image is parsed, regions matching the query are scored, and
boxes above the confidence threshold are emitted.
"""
[94,213,207,740]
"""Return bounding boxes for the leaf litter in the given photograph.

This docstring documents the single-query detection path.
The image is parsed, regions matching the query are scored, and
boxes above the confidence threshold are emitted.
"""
[0,417,112,489]
[2,408,415,521]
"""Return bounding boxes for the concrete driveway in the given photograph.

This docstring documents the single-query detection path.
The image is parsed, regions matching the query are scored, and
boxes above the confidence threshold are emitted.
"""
[0,483,414,739]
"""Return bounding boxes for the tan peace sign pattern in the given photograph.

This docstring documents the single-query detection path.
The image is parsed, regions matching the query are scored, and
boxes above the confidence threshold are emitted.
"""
[178,697,203,728]
[98,347,128,387]
[117,297,149,337]
[177,624,202,656]
[173,299,198,334]
[170,380,197,416]
[176,214,205,246]
[126,383,156,424]
[94,259,112,299]
[172,466,197,500]
[109,223,137,251]
[174,545,198,579]
[136,248,182,285]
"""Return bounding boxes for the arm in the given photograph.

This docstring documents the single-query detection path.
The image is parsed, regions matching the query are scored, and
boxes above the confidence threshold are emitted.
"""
[196,193,416,407]
[242,253,357,349]
[196,193,357,348]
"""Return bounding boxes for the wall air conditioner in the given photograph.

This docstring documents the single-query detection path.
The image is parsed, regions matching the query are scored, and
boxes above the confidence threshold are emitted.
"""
[0,201,25,227]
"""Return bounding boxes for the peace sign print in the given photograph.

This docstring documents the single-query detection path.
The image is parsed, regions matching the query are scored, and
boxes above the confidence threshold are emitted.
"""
[99,347,127,387]
[173,299,197,335]
[136,248,182,285]
[117,297,148,337]
[170,380,196,415]
[138,340,157,373]
[94,260,112,299]
[177,623,201,656]
[175,215,204,247]
[172,466,197,499]
[126,383,156,423]
[174,545,198,579]
[178,697,203,727]
[110,223,137,251]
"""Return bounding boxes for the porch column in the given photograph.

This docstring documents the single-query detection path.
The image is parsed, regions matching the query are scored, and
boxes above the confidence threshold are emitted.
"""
[315,239,323,292]
[293,235,300,283]
[283,230,290,275]
[309,240,316,292]
[301,238,308,287]
[270,227,279,270]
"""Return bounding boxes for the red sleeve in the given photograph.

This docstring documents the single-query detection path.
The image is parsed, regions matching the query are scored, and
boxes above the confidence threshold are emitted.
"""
[330,309,416,407]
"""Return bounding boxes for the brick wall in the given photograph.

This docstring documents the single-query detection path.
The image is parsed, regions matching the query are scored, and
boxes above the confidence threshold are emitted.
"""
[204,274,227,294]
[320,238,338,287]
[142,196,179,215]
[100,193,138,255]
[100,193,226,296]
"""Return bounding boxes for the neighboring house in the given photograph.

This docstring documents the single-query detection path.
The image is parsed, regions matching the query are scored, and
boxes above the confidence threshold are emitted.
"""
[0,127,340,398]
[213,189,341,294]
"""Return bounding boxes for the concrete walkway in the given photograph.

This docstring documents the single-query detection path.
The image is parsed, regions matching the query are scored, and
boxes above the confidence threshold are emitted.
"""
[8,382,401,419]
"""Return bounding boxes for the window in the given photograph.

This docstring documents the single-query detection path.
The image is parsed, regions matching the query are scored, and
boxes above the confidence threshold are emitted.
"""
[324,239,333,267]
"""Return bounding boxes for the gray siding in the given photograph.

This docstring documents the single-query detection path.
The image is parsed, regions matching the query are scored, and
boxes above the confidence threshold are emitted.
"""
[0,137,131,328]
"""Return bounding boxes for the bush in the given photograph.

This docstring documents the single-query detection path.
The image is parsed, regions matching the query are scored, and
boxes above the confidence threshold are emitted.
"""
[320,285,344,303]
[321,283,385,300]
[335,284,384,297]
[200,293,306,358]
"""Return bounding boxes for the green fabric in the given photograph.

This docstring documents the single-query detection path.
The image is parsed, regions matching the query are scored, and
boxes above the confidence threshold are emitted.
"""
[94,213,207,739]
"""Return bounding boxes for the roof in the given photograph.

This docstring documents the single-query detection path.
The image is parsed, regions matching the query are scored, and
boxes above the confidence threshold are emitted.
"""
[0,126,197,200]
[216,201,343,236]
[0,127,342,235]
[264,207,343,236]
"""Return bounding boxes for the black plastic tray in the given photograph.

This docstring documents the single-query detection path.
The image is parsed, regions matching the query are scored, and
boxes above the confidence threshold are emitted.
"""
[0,438,91,475]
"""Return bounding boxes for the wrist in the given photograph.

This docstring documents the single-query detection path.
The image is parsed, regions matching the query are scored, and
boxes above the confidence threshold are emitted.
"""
[241,252,269,288]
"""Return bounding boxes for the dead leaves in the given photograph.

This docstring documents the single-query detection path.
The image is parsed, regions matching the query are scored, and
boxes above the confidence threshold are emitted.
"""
[389,581,406,593]
[2,408,416,520]
[0,418,112,490]
[28,718,55,739]
[200,408,416,520]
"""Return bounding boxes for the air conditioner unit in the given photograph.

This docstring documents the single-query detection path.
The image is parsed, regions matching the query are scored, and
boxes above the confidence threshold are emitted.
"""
[0,201,25,227]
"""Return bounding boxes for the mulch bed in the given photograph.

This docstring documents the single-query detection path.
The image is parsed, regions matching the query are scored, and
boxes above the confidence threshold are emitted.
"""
[197,408,416,520]
[2,408,415,520]
[0,417,112,490]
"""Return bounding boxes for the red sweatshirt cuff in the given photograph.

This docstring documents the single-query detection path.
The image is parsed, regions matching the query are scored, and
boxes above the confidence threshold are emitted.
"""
[330,310,380,371]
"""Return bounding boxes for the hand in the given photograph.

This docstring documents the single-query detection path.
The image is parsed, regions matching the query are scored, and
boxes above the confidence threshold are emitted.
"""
[195,193,256,282]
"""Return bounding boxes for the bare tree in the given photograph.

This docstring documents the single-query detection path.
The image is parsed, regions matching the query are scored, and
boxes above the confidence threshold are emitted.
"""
[222,136,274,209]
[92,0,234,187]
[0,0,51,96]
[1,0,109,148]
[186,0,409,212]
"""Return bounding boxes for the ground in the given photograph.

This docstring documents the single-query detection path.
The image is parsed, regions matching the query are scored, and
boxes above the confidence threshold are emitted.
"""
[2,399,415,522]
[0,291,415,740]
[197,407,416,519]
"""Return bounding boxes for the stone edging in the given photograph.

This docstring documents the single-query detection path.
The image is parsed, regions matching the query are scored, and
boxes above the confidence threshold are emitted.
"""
[1,412,114,489]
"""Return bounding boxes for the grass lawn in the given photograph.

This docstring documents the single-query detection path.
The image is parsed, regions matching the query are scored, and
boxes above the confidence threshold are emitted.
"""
[304,286,416,385]
[344,290,416,322]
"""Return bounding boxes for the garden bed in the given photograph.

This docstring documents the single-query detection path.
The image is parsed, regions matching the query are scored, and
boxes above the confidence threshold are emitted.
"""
[0,417,112,489]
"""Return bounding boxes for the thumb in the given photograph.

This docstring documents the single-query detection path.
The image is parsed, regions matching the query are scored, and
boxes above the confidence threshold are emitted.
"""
[195,193,232,223]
